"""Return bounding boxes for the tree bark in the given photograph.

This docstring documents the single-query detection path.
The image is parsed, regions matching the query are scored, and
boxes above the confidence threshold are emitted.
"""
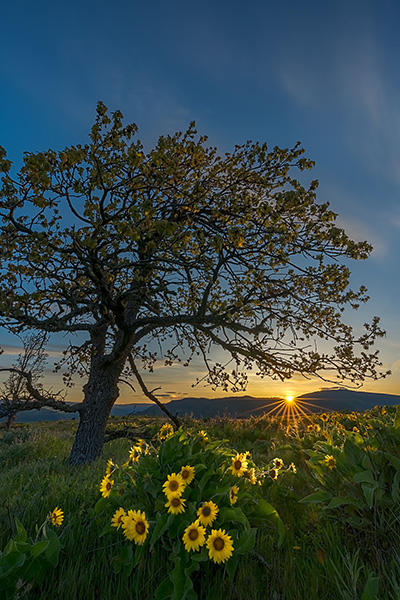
[6,413,16,430]
[68,362,122,465]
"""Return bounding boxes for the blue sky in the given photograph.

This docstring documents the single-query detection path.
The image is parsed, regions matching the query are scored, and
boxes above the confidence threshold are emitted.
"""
[1,0,399,403]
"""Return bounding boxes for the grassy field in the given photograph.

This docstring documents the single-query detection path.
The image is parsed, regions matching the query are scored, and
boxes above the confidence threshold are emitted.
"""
[1,406,400,600]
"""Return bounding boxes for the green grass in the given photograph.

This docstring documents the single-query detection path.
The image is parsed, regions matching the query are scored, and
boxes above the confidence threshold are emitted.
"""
[1,409,400,599]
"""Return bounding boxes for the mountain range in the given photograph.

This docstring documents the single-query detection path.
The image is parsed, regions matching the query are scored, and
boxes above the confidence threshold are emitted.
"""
[2,388,399,423]
[136,389,400,419]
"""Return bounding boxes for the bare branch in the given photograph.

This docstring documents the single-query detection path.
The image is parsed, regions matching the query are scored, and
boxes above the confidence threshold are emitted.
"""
[127,354,180,428]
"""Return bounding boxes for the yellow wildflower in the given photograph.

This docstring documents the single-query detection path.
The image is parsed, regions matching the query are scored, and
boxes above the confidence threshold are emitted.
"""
[100,475,114,498]
[273,457,284,470]
[197,501,219,527]
[182,520,206,552]
[269,468,279,481]
[244,468,257,484]
[206,529,234,564]
[163,473,185,499]
[159,423,174,440]
[231,453,248,477]
[122,509,149,544]
[129,445,141,462]
[50,507,64,527]
[198,430,209,443]
[111,508,126,529]
[324,455,336,470]
[229,485,239,505]
[180,465,195,485]
[165,495,186,514]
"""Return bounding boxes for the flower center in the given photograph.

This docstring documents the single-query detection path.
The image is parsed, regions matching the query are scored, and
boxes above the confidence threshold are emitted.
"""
[213,537,225,551]
[106,481,112,490]
[169,481,179,491]
[234,460,242,470]
[189,529,199,540]
[202,506,211,517]
[182,469,189,479]
[171,497,181,507]
[135,521,146,535]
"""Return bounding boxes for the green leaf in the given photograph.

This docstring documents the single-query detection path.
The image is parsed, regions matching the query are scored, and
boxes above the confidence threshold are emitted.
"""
[167,514,190,540]
[299,490,333,504]
[43,528,61,568]
[0,548,26,578]
[14,542,31,555]
[191,546,208,562]
[119,544,134,566]
[21,556,47,584]
[362,453,378,471]
[234,529,256,555]
[384,452,400,471]
[361,484,375,509]
[361,576,379,600]
[343,438,364,467]
[30,540,50,557]
[391,471,400,502]
[325,496,360,509]
[353,470,375,485]
[218,506,249,529]
[150,513,170,547]
[14,519,28,543]
[225,552,239,579]
[155,576,174,600]
[248,499,285,546]
[170,563,185,599]
[94,496,112,514]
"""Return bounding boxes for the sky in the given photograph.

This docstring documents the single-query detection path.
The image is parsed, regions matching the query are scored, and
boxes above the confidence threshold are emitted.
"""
[0,0,399,404]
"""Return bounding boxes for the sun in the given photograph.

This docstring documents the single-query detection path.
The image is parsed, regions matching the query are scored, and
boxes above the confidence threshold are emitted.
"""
[286,395,294,403]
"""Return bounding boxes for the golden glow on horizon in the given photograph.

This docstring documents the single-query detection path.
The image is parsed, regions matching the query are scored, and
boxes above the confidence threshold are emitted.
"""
[246,395,333,434]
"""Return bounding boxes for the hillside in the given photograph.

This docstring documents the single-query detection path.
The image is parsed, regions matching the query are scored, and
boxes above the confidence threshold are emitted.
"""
[2,388,399,424]
[136,389,400,419]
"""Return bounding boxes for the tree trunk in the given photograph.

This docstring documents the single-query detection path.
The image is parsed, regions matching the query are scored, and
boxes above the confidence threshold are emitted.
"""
[69,362,122,465]
[6,413,16,430]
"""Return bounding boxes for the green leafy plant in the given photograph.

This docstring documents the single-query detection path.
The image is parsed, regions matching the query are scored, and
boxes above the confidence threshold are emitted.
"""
[0,513,63,600]
[96,426,284,599]
[300,406,400,546]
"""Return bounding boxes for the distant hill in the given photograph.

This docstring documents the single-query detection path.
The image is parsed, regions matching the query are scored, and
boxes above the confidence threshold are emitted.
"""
[0,403,153,424]
[295,389,400,413]
[138,395,279,419]
[136,389,400,419]
[2,389,399,424]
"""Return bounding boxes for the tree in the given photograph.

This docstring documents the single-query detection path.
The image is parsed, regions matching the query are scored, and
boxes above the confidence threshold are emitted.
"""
[0,102,388,464]
[0,333,72,428]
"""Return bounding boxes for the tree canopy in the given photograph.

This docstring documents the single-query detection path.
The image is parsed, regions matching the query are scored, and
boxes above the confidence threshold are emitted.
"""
[0,102,388,462]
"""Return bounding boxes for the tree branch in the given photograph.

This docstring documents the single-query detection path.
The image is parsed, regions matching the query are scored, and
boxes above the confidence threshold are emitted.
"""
[0,367,83,417]
[127,354,180,428]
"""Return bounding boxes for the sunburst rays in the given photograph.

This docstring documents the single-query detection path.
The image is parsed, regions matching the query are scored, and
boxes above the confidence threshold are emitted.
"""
[242,395,333,434]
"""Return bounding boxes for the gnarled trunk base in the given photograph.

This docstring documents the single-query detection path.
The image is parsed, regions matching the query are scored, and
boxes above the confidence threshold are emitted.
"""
[69,364,121,465]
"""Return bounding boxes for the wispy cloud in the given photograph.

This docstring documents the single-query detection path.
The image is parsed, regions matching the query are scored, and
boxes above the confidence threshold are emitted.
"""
[277,21,400,188]
[337,33,400,186]
[0,343,64,358]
